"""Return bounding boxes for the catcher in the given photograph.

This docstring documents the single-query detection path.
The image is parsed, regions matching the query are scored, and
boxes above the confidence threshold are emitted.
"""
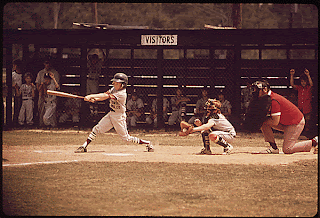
[179,98,236,155]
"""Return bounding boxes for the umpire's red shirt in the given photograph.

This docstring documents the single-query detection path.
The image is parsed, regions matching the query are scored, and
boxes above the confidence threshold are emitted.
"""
[269,90,304,126]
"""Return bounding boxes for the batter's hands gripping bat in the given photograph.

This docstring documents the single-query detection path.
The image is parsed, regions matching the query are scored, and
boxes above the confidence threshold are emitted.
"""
[47,90,85,99]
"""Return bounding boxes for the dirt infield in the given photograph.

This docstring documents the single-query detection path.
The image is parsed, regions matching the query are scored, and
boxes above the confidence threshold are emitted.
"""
[2,144,317,167]
[2,130,318,216]
[2,130,317,167]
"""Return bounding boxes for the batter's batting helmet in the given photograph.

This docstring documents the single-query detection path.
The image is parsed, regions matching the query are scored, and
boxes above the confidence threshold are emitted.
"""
[111,73,128,88]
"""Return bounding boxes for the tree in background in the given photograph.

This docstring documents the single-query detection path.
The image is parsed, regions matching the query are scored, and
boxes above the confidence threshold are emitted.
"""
[3,3,318,30]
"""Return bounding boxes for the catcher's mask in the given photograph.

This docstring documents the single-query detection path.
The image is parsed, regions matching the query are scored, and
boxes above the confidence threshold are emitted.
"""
[111,72,128,88]
[205,99,221,113]
[251,80,270,97]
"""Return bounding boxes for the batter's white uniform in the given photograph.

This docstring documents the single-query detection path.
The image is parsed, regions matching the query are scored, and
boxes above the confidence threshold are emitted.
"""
[206,113,236,144]
[92,87,140,143]
[18,84,35,125]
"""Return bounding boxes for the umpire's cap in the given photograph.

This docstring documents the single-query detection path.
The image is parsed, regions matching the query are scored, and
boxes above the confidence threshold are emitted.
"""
[111,72,128,87]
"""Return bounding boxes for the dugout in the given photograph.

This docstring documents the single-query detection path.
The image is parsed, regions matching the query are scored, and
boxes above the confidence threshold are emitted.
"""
[3,28,318,129]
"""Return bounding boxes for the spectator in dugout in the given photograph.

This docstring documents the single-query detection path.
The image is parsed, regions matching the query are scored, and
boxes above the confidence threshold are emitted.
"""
[87,49,105,116]
[188,88,209,125]
[168,87,190,128]
[12,59,24,127]
[146,93,170,128]
[35,58,60,127]
[217,90,232,120]
[16,73,36,127]
[289,68,314,132]
[58,88,82,126]
[126,91,145,129]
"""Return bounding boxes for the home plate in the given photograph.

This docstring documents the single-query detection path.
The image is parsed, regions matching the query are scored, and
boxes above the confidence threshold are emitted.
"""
[34,150,63,153]
[103,153,134,156]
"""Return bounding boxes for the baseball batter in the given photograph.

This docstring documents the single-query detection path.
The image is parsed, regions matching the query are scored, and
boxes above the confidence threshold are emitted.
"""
[75,73,154,153]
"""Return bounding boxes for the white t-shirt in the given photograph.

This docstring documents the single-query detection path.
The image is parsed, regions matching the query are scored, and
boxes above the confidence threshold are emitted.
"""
[12,71,22,87]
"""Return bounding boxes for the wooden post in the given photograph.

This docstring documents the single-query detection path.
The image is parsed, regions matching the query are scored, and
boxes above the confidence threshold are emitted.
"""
[80,46,88,127]
[233,43,241,118]
[156,48,164,128]
[5,44,13,128]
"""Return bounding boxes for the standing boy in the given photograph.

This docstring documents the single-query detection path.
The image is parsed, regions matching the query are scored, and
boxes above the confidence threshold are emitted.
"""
[17,73,35,127]
[75,73,154,153]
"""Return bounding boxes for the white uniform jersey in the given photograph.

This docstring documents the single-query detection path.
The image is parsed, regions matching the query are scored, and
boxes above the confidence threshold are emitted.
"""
[207,113,236,137]
[20,84,34,100]
[108,87,126,113]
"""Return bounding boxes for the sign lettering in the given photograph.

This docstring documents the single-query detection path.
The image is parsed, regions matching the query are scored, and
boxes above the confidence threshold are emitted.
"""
[141,35,178,46]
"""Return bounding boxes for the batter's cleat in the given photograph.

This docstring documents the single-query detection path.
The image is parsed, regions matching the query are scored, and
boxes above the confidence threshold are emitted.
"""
[74,146,87,153]
[223,144,233,155]
[146,142,154,152]
[258,147,279,154]
[197,148,212,155]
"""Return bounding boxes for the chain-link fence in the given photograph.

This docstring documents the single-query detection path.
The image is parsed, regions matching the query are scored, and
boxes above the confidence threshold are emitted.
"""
[3,29,318,130]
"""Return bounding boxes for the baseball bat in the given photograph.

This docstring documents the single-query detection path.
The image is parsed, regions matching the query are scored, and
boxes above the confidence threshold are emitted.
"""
[47,90,84,99]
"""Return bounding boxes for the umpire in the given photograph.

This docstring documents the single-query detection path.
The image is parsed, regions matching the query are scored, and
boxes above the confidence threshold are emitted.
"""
[249,80,318,154]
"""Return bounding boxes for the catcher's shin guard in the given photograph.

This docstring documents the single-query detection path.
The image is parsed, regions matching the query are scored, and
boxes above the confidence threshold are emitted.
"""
[212,135,229,148]
[201,131,211,150]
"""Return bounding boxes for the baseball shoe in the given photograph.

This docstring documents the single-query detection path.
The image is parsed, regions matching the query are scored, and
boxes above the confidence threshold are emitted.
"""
[223,144,233,155]
[197,148,212,155]
[146,142,154,152]
[312,136,318,154]
[258,147,279,154]
[74,146,87,153]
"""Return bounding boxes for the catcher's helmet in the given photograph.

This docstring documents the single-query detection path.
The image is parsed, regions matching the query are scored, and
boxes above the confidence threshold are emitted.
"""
[205,98,221,110]
[111,72,128,88]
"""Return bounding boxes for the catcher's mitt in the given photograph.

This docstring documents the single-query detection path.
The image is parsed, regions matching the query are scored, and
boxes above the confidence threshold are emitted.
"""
[179,121,193,136]
[243,94,272,132]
